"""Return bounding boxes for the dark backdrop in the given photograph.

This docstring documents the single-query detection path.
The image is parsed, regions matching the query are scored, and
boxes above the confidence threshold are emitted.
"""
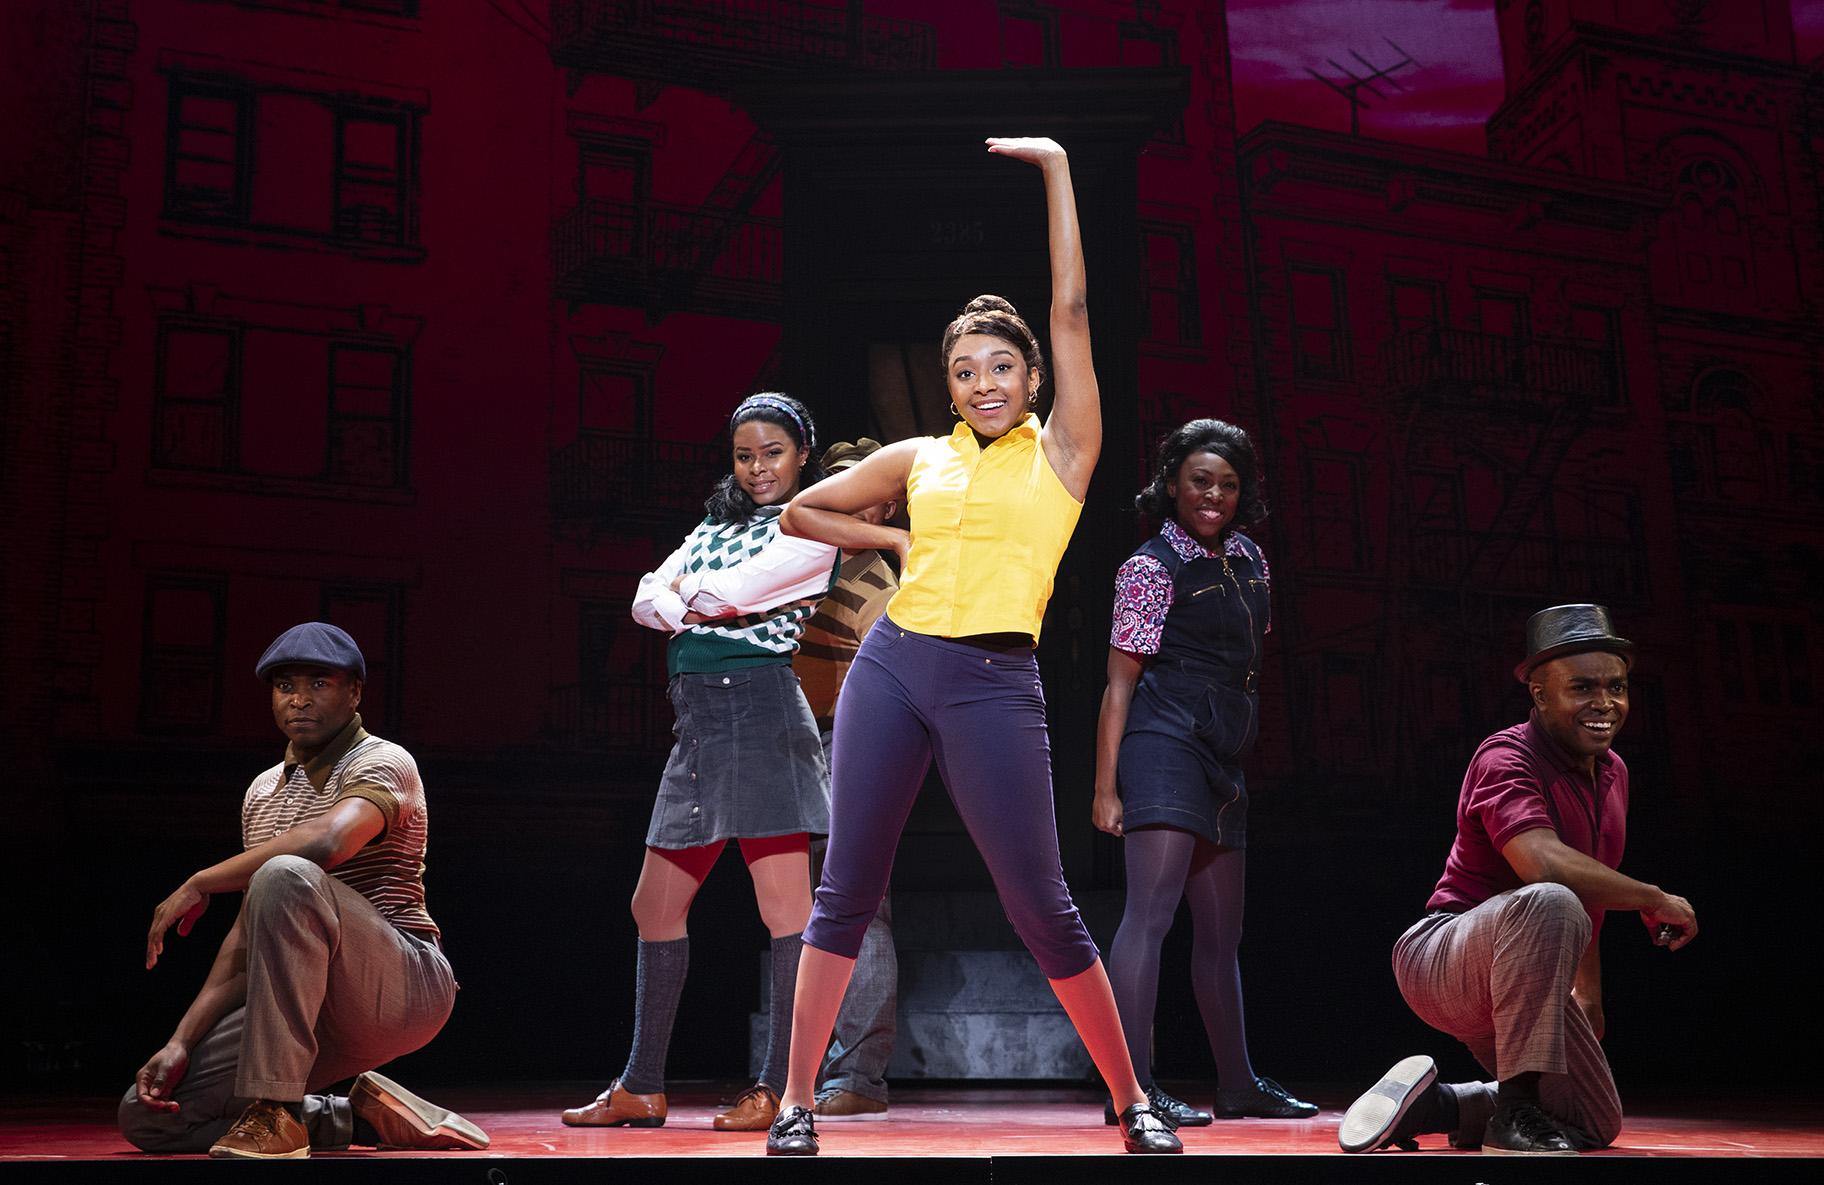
[3,0,1820,1103]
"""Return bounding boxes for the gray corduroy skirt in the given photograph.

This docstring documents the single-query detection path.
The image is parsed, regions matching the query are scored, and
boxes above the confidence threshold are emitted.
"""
[645,662,831,849]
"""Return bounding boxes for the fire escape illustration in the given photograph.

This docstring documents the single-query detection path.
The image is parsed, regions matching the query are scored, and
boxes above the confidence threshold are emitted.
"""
[551,0,936,99]
[1385,326,1616,594]
[547,0,939,536]
[548,128,793,543]
[549,0,935,325]
[1380,322,1617,781]
[552,127,786,325]
[545,3,936,752]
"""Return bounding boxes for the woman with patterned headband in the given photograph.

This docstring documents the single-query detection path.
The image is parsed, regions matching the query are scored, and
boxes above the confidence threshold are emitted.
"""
[560,392,839,1136]
[764,138,1181,1157]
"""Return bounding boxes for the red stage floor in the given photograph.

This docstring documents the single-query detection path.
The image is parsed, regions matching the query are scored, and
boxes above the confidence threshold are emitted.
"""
[4,1083,1820,1176]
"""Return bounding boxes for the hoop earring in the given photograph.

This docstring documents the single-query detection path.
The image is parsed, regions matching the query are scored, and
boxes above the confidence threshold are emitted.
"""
[949,402,961,418]
[1027,390,1038,407]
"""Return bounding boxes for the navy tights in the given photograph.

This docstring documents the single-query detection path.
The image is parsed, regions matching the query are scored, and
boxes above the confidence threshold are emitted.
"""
[1106,826,1255,1088]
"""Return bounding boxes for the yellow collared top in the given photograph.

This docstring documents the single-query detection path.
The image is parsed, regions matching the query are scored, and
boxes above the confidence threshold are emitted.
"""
[886,414,1083,640]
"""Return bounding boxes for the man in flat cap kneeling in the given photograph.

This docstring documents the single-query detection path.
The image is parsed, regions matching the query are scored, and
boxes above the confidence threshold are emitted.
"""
[1339,605,1698,1156]
[120,623,487,1159]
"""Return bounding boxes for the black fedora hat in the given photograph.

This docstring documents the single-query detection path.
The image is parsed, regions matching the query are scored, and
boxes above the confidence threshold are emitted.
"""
[1515,603,1633,682]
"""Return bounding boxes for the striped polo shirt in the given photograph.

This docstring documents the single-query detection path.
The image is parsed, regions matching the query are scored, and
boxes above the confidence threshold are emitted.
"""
[241,713,439,940]
[794,550,899,732]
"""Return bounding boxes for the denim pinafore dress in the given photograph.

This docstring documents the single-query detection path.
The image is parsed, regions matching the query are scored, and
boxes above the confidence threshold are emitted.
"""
[1114,532,1269,848]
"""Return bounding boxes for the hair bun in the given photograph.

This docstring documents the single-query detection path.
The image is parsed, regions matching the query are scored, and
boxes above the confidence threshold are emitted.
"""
[962,294,1018,317]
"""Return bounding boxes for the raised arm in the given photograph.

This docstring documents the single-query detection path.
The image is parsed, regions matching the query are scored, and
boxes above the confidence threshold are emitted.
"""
[780,439,919,566]
[986,137,1098,500]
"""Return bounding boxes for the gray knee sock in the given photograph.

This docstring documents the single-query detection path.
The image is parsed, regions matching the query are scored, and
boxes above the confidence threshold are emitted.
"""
[620,937,689,1094]
[759,934,804,1092]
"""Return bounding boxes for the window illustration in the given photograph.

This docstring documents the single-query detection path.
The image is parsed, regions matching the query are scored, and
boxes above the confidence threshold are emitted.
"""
[334,112,409,244]
[161,69,421,252]
[1673,157,1753,293]
[154,326,238,471]
[139,575,228,732]
[1304,452,1368,570]
[328,346,406,487]
[165,84,249,220]
[1141,222,1199,347]
[1667,368,1768,504]
[1289,266,1349,380]
[152,315,411,492]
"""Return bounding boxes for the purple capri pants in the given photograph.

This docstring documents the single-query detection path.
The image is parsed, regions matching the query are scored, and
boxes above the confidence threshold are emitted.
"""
[803,617,1099,980]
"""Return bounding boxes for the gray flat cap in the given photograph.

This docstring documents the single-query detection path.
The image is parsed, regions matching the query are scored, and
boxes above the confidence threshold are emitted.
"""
[256,622,366,681]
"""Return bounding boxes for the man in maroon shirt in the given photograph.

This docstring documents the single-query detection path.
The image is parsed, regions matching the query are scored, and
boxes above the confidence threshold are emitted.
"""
[1339,605,1698,1156]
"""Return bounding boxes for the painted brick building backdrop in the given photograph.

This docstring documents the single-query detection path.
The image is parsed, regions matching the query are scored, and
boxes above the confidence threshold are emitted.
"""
[2,0,1819,1092]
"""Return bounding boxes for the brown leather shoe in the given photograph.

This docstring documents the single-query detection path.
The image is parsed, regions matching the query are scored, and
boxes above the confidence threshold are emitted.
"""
[350,1071,490,1150]
[209,1100,310,1159]
[560,1078,667,1128]
[713,1083,780,1131]
[814,1088,888,1119]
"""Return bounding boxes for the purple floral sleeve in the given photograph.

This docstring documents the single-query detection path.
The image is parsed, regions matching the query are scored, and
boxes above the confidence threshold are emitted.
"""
[1110,553,1174,655]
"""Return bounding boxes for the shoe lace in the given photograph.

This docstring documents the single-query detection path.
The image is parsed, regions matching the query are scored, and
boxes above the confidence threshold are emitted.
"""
[732,1083,774,1107]
[1254,1076,1293,1101]
[232,1103,285,1140]
[1509,1103,1569,1145]
[1145,1085,1186,1113]
[772,1105,816,1138]
[1124,1103,1179,1133]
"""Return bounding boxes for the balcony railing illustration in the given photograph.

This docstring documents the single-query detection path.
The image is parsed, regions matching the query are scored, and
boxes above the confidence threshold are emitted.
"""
[551,431,726,528]
[1664,420,1819,511]
[1383,328,1615,409]
[334,202,404,245]
[548,681,670,752]
[551,0,935,85]
[553,197,782,318]
[1408,527,1644,600]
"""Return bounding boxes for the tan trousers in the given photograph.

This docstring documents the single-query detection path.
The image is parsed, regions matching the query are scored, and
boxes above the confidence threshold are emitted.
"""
[119,855,455,1152]
[1392,882,1622,1149]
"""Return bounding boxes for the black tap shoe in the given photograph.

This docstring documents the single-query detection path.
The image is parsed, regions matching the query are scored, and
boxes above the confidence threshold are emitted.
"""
[1103,1085,1213,1128]
[1117,1102,1183,1154]
[765,1105,819,1156]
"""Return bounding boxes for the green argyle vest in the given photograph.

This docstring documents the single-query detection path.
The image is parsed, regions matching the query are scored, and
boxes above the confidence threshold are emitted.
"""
[666,507,840,676]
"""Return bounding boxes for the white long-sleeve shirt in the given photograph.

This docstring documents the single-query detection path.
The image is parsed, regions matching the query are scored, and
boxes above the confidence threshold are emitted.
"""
[632,508,839,673]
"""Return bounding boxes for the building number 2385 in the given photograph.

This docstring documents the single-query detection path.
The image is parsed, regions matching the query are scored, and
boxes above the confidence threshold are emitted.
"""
[928,219,986,247]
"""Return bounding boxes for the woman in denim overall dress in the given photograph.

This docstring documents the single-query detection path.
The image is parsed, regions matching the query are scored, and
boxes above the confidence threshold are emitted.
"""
[1093,419,1318,1126]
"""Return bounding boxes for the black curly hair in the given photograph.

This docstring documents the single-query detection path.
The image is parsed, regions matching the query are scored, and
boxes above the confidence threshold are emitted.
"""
[1135,418,1267,532]
[940,294,1045,387]
[704,392,824,526]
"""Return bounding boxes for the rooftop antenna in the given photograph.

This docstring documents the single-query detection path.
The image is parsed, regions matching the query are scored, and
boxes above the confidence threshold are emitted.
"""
[1305,38,1419,136]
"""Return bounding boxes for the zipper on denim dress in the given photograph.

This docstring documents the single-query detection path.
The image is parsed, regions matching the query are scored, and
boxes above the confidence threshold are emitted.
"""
[1228,555,1260,729]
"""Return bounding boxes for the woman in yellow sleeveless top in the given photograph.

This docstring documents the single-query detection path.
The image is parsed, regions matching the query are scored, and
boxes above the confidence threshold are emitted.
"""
[764,138,1180,1157]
